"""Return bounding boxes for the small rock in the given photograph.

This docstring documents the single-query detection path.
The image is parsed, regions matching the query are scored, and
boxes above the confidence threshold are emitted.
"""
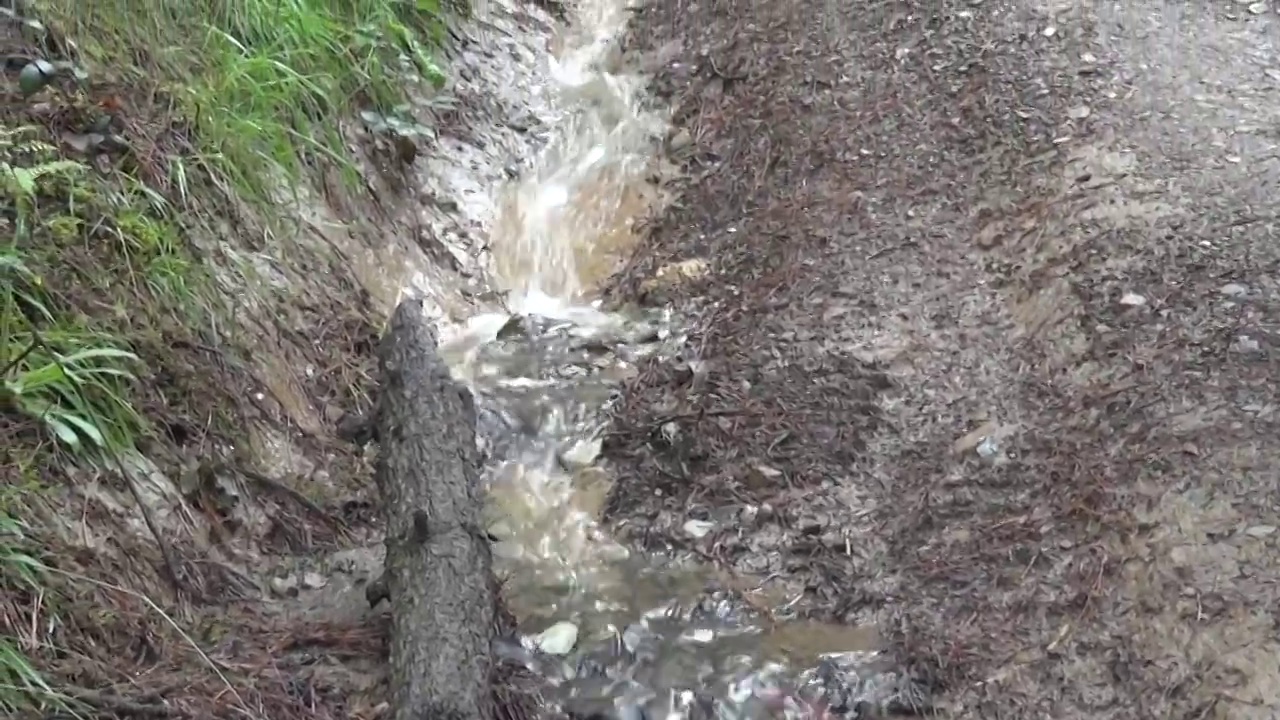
[659,421,681,445]
[1067,105,1091,120]
[1080,52,1098,64]
[301,572,328,590]
[1232,335,1262,354]
[270,575,299,597]
[1246,525,1277,538]
[534,621,579,655]
[684,519,716,538]
[681,628,716,644]
[1219,283,1249,297]
[558,437,602,470]
[493,540,525,560]
[953,420,997,455]
[18,60,55,96]
[1248,2,1267,14]
[1042,26,1057,38]
[1119,292,1147,306]
[667,128,693,152]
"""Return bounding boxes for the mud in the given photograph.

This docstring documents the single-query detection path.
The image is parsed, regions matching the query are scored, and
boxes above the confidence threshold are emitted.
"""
[606,0,1280,718]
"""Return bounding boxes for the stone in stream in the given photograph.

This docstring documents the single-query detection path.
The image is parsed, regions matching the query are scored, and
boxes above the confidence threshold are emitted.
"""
[534,620,580,655]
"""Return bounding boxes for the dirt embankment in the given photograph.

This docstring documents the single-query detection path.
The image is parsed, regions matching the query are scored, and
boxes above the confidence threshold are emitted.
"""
[1,0,565,717]
[607,1,1280,718]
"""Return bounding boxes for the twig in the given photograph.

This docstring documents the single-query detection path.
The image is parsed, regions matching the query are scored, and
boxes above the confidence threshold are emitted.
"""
[67,688,175,717]
[229,462,349,535]
[866,239,919,261]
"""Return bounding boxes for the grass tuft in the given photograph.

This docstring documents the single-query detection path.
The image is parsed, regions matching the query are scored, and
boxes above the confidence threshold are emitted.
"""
[41,0,451,206]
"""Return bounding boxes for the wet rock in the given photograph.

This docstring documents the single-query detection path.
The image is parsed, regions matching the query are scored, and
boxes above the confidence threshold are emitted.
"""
[683,519,715,538]
[534,621,580,655]
[493,540,525,560]
[558,437,603,470]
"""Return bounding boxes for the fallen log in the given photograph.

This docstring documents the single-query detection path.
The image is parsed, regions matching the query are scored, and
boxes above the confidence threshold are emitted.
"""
[373,298,495,720]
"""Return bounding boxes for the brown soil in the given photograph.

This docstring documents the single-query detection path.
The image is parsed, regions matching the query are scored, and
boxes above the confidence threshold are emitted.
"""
[606,1,1280,718]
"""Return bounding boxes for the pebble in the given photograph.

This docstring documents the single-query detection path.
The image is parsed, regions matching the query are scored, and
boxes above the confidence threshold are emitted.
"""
[534,621,580,655]
[1120,292,1147,306]
[559,437,603,470]
[300,572,328,590]
[683,519,716,538]
[270,575,299,597]
[1219,283,1249,297]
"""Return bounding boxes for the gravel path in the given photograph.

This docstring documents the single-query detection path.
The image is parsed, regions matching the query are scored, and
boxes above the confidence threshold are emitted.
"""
[606,1,1280,717]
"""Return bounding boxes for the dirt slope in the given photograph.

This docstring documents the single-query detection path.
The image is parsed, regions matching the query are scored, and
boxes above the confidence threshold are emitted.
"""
[607,0,1280,717]
[2,0,565,716]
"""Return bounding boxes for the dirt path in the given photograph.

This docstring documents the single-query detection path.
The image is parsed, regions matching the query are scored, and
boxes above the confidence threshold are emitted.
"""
[607,1,1280,717]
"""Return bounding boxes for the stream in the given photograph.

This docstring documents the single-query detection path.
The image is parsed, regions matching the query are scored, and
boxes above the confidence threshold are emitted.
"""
[425,0,918,717]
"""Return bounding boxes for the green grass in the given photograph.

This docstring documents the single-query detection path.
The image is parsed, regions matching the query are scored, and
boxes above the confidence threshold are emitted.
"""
[39,0,450,207]
[3,0,459,710]
[1,126,148,455]
[0,122,188,716]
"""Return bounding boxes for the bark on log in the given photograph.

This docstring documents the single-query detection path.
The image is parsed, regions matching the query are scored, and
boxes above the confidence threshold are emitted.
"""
[374,298,494,720]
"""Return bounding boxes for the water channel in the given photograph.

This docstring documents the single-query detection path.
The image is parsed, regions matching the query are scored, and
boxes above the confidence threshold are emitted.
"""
[424,1,915,717]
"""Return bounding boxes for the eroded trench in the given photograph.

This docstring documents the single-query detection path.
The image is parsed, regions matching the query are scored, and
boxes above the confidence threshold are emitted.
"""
[392,0,915,717]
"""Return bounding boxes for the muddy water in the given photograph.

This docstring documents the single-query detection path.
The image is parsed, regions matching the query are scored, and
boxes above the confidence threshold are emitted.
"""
[423,0,885,716]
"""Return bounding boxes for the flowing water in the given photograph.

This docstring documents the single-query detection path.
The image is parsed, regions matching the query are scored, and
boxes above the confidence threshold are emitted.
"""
[425,1,916,717]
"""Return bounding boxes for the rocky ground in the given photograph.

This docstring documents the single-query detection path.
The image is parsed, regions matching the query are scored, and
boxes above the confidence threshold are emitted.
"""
[605,1,1280,718]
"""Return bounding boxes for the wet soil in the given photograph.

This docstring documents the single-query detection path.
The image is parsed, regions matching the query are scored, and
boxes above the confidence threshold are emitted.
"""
[606,0,1280,717]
